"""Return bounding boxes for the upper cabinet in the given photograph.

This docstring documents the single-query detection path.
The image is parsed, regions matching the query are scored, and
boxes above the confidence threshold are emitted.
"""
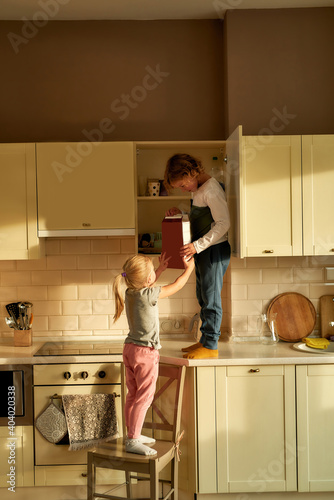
[36,142,136,237]
[0,143,44,260]
[226,127,302,258]
[226,127,334,258]
[135,141,225,254]
[302,135,334,256]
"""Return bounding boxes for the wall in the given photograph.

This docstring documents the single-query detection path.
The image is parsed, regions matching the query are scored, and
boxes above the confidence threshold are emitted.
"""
[224,8,334,137]
[0,236,230,341]
[0,20,224,142]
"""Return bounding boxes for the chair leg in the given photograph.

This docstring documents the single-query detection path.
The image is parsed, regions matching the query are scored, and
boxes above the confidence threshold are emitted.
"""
[125,471,132,499]
[87,454,95,500]
[149,461,159,500]
[171,457,179,500]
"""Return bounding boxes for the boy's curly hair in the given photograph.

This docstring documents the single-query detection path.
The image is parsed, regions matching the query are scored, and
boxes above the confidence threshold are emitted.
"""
[164,153,204,192]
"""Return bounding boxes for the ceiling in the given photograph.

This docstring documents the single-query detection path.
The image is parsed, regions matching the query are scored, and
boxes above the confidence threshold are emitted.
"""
[1,0,334,20]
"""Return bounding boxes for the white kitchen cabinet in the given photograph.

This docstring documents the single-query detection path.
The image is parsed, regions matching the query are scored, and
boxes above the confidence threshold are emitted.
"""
[302,135,334,256]
[0,426,34,487]
[135,141,225,253]
[226,126,302,258]
[0,144,44,260]
[36,142,135,236]
[296,365,334,492]
[196,365,297,494]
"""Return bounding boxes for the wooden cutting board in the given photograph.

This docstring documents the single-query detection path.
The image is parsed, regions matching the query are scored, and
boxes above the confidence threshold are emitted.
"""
[320,295,334,338]
[267,292,316,342]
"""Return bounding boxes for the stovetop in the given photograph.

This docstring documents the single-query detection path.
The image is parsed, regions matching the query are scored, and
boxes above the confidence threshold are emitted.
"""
[33,341,123,357]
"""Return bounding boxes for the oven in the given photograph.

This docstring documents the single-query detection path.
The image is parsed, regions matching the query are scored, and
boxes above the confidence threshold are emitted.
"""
[0,365,33,426]
[33,362,123,486]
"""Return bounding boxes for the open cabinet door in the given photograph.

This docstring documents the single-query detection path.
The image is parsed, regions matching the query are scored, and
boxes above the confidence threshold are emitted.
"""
[226,126,243,258]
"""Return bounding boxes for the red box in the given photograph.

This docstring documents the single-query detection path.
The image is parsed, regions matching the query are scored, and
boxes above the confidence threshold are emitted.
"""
[161,215,191,269]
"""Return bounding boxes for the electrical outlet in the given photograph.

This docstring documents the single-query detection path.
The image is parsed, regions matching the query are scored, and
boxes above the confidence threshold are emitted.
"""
[160,318,184,333]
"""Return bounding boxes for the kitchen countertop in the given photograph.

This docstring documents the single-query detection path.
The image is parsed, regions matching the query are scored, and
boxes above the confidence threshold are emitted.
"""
[1,337,334,366]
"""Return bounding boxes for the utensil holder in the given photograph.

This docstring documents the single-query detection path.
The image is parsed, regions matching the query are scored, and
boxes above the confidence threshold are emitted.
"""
[14,329,32,347]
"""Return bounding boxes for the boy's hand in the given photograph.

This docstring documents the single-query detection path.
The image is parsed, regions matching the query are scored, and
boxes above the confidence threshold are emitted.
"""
[180,242,196,260]
[165,207,182,216]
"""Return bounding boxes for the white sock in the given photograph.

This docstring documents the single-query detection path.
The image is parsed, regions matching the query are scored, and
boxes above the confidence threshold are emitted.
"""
[138,434,156,444]
[125,438,157,456]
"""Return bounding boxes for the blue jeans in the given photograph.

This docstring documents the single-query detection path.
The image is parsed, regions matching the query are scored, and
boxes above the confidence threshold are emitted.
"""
[195,241,231,350]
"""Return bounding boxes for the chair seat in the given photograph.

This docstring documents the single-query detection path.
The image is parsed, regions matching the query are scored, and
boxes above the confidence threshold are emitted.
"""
[90,437,176,470]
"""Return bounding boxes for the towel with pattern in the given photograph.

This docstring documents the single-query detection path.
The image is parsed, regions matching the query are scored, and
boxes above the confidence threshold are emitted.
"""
[62,393,119,451]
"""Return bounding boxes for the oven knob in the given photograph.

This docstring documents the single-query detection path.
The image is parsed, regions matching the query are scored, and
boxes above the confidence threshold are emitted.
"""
[64,372,71,380]
[98,370,106,378]
[81,371,89,380]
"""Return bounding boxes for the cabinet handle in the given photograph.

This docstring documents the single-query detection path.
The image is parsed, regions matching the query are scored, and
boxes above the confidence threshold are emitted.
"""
[82,222,91,227]
[81,473,87,478]
[330,249,334,252]
[249,368,260,373]
[263,250,274,254]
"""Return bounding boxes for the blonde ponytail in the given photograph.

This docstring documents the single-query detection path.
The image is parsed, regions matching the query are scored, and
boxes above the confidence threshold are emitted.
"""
[113,274,125,322]
[113,254,153,323]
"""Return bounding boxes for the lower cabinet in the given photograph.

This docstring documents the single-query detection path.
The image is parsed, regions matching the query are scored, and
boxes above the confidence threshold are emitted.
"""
[296,364,334,492]
[0,426,34,488]
[196,365,297,494]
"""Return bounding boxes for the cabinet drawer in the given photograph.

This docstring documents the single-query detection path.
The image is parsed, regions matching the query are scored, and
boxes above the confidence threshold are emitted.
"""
[226,365,284,377]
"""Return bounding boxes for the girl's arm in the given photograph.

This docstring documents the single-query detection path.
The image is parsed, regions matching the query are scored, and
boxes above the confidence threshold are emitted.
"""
[159,257,194,299]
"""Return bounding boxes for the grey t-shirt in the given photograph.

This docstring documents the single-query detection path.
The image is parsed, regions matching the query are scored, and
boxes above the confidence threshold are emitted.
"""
[124,286,161,349]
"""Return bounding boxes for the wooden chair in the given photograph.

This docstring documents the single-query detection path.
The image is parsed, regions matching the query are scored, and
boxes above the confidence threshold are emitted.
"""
[87,363,186,500]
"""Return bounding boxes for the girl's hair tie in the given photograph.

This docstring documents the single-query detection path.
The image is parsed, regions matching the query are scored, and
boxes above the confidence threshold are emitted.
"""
[121,272,126,277]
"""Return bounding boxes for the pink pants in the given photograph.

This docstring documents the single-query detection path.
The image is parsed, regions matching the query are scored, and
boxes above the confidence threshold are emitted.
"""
[122,343,159,439]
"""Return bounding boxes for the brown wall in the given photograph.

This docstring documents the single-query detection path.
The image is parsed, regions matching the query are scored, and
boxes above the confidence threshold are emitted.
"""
[0,20,224,142]
[224,8,334,137]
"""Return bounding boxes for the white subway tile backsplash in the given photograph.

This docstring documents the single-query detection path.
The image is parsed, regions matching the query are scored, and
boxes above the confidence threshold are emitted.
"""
[78,284,108,300]
[1,236,334,341]
[91,239,121,254]
[46,255,77,270]
[2,271,31,286]
[262,268,293,284]
[62,300,93,315]
[62,270,92,285]
[60,239,91,254]
[49,315,78,331]
[293,267,324,282]
[78,315,109,330]
[77,255,108,269]
[48,285,78,300]
[32,271,62,286]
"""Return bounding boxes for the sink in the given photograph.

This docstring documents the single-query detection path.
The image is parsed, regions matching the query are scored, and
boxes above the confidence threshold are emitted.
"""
[293,341,334,355]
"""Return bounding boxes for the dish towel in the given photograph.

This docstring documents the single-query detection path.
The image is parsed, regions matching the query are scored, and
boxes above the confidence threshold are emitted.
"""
[62,393,119,451]
[302,337,330,349]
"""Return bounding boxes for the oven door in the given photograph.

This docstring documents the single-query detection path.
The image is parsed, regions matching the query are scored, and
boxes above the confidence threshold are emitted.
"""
[34,384,122,466]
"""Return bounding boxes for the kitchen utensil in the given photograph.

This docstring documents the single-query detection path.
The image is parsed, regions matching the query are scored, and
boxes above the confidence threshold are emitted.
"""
[5,302,21,329]
[18,301,33,329]
[267,292,316,342]
[320,295,334,338]
[5,317,17,329]
[257,313,279,345]
[28,313,34,329]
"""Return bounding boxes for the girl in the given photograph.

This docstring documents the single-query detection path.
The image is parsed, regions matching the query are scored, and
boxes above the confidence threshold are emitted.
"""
[164,153,231,360]
[113,252,194,456]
